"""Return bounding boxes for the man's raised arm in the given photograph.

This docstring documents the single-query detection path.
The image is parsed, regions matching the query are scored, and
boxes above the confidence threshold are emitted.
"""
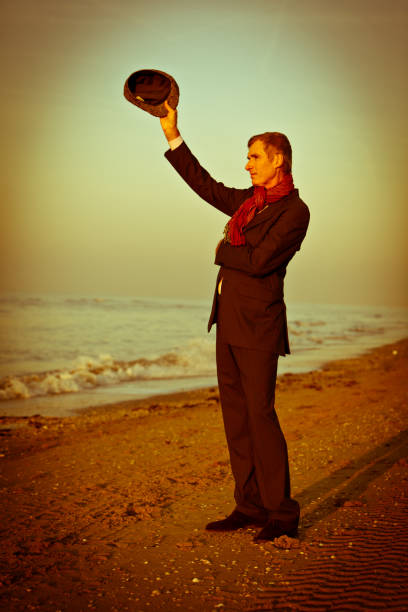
[159,102,251,216]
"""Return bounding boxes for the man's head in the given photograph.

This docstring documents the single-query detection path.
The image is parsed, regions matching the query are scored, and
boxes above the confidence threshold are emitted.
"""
[245,132,292,189]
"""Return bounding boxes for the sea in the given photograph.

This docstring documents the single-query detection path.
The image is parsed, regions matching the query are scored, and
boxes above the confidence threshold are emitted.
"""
[0,293,407,417]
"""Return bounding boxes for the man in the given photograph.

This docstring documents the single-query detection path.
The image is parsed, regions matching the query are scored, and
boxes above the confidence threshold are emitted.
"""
[160,101,310,541]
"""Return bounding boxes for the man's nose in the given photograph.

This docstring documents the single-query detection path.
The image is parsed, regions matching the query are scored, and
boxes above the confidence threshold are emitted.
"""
[245,161,251,171]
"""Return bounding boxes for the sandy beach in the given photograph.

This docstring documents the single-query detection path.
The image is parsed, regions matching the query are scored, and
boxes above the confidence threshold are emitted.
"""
[0,338,407,611]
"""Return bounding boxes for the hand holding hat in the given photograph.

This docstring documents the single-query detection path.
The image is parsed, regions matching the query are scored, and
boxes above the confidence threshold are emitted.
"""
[160,100,180,141]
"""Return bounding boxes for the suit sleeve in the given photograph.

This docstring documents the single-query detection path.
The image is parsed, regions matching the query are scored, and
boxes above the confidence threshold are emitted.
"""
[215,203,310,277]
[165,141,252,217]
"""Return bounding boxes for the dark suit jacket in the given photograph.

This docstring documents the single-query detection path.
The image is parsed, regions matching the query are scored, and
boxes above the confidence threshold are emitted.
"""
[165,141,310,355]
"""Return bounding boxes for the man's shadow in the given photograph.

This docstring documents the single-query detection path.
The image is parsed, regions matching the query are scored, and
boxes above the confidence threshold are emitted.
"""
[295,429,408,530]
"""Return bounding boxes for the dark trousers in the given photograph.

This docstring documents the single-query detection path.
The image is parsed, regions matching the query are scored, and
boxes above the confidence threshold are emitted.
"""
[216,336,299,525]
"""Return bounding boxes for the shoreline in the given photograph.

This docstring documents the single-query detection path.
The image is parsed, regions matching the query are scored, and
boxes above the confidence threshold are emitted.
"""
[78,333,406,417]
[0,337,407,610]
[1,307,408,417]
[2,332,407,420]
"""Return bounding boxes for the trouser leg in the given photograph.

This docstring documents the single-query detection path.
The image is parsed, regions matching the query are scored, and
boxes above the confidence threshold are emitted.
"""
[232,345,299,523]
[216,339,267,521]
[216,338,299,524]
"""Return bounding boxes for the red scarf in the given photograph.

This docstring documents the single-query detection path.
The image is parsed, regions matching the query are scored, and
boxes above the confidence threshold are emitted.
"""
[223,174,294,245]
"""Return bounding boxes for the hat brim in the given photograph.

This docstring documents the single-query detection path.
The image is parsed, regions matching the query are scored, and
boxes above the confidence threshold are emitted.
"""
[123,69,179,118]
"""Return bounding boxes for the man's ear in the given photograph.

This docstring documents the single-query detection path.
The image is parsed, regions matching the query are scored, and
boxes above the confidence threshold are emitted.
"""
[273,153,284,169]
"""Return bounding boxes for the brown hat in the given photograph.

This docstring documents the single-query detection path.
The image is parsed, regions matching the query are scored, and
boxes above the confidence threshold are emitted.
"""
[123,69,179,118]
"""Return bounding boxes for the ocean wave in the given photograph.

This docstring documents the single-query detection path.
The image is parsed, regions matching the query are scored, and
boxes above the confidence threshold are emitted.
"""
[0,295,46,307]
[0,294,209,314]
[0,339,216,401]
[131,298,207,310]
[348,325,385,335]
[64,297,108,306]
[290,320,327,327]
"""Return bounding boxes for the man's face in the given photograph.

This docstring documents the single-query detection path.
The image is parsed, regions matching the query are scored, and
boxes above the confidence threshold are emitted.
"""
[245,140,282,189]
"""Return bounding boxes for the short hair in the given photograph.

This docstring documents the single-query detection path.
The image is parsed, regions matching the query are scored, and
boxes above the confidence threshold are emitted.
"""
[247,132,292,174]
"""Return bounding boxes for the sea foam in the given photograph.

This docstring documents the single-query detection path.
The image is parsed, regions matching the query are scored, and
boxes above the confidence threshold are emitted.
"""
[0,338,216,401]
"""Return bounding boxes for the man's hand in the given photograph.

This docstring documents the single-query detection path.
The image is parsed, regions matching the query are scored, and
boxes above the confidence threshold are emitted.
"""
[160,100,180,142]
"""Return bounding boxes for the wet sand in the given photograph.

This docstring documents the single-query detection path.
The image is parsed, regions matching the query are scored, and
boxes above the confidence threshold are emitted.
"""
[0,339,407,611]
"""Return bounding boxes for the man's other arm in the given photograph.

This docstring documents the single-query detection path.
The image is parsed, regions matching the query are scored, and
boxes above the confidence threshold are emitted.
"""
[215,202,310,277]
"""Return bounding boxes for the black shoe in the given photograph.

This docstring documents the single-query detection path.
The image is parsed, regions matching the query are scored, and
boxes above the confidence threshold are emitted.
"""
[255,519,298,541]
[205,510,265,531]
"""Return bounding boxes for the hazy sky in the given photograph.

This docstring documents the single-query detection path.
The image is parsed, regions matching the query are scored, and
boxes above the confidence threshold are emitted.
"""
[2,0,407,306]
